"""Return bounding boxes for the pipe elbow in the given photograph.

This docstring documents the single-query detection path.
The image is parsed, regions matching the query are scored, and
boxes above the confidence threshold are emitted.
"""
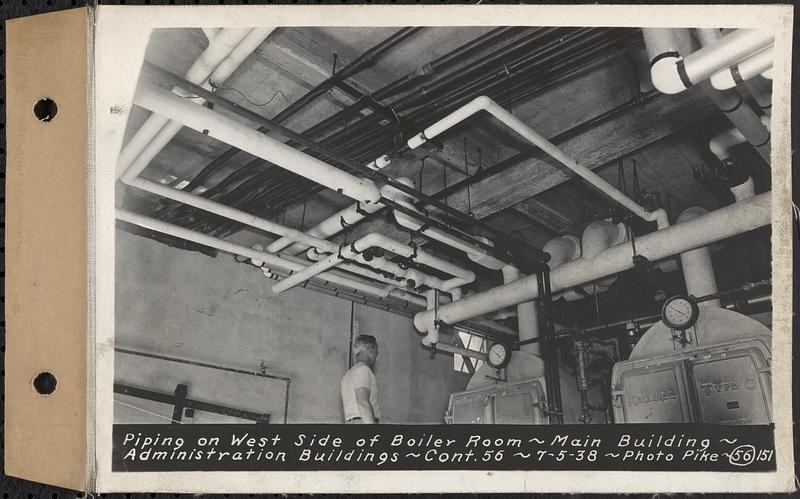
[582,220,627,259]
[709,128,747,160]
[472,95,494,111]
[650,56,689,95]
[650,209,671,230]
[542,235,582,269]
[413,312,432,333]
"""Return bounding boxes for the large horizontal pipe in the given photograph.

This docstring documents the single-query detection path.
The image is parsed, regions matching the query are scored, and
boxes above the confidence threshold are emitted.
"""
[414,193,770,332]
[133,81,382,205]
[116,28,253,179]
[407,95,669,229]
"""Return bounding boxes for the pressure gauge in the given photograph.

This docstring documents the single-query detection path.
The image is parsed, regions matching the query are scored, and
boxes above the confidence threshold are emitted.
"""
[661,295,699,330]
[486,342,511,369]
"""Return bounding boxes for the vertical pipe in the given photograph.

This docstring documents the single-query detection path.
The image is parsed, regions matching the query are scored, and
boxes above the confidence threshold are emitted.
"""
[676,207,721,308]
[502,266,541,355]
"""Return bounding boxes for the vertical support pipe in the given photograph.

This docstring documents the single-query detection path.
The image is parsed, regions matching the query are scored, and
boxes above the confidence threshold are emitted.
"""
[676,207,721,308]
[501,266,541,355]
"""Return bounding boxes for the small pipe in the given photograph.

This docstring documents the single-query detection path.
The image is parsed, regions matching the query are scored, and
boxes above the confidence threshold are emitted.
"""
[431,341,487,362]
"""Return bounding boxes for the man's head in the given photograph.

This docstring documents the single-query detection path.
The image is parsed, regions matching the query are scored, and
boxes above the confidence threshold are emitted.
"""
[353,334,379,366]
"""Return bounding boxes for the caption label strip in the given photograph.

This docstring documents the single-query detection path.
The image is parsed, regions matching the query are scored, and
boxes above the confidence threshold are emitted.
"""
[112,424,775,472]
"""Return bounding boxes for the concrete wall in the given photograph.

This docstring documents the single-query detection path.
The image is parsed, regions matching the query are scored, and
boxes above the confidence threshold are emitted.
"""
[114,230,467,424]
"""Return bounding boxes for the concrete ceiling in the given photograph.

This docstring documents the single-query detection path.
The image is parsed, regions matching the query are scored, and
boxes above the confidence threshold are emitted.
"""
[121,26,758,282]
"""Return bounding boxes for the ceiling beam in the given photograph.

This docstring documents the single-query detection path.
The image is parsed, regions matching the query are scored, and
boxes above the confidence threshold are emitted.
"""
[339,86,719,246]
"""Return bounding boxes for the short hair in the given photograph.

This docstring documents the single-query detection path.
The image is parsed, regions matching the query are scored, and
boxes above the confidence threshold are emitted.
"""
[353,334,378,353]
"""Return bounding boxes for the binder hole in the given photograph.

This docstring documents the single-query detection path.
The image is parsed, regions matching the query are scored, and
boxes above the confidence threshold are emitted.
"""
[33,98,58,122]
[33,371,57,395]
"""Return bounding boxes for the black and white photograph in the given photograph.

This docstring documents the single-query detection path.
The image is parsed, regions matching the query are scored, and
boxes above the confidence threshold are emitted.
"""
[83,4,795,493]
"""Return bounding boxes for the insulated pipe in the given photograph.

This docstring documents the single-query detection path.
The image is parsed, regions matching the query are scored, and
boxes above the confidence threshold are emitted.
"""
[580,221,628,294]
[133,81,383,205]
[269,179,400,255]
[710,45,774,90]
[407,96,669,229]
[744,76,773,117]
[274,232,475,293]
[116,209,398,299]
[121,28,277,184]
[676,207,721,308]
[502,266,540,356]
[730,177,756,202]
[643,28,774,95]
[116,28,254,179]
[413,193,770,332]
[433,342,487,362]
[201,28,222,41]
[125,177,426,291]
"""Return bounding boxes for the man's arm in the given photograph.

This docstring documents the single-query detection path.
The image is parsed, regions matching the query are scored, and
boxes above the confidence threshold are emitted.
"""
[354,387,377,423]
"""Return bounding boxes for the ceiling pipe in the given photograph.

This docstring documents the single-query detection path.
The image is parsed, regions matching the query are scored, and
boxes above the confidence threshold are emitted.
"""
[274,232,475,294]
[710,45,774,91]
[116,28,256,179]
[116,209,402,300]
[201,28,222,41]
[744,76,772,117]
[268,172,398,256]
[406,95,669,230]
[676,207,721,308]
[413,193,770,333]
[124,176,432,293]
[643,28,774,95]
[133,81,383,205]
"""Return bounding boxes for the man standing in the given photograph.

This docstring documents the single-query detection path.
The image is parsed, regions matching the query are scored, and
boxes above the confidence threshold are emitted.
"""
[341,334,381,424]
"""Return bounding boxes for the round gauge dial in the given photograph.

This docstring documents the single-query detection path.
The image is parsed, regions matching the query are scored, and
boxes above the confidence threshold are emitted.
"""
[661,295,699,330]
[486,342,511,369]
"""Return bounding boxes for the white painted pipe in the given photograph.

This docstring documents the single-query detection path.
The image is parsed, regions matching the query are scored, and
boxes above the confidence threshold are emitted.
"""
[413,193,770,332]
[730,177,756,202]
[116,209,399,299]
[133,81,383,205]
[676,207,721,308]
[761,68,773,79]
[201,28,222,41]
[275,232,475,293]
[581,221,628,294]
[116,28,254,179]
[543,235,583,302]
[407,96,669,229]
[502,266,540,356]
[126,176,430,292]
[709,114,771,160]
[268,180,408,255]
[710,45,774,90]
[643,28,774,95]
[422,290,439,346]
[121,28,276,184]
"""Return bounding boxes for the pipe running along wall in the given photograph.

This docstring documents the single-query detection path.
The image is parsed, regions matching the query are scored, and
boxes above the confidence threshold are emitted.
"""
[413,193,770,333]
[406,95,669,230]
